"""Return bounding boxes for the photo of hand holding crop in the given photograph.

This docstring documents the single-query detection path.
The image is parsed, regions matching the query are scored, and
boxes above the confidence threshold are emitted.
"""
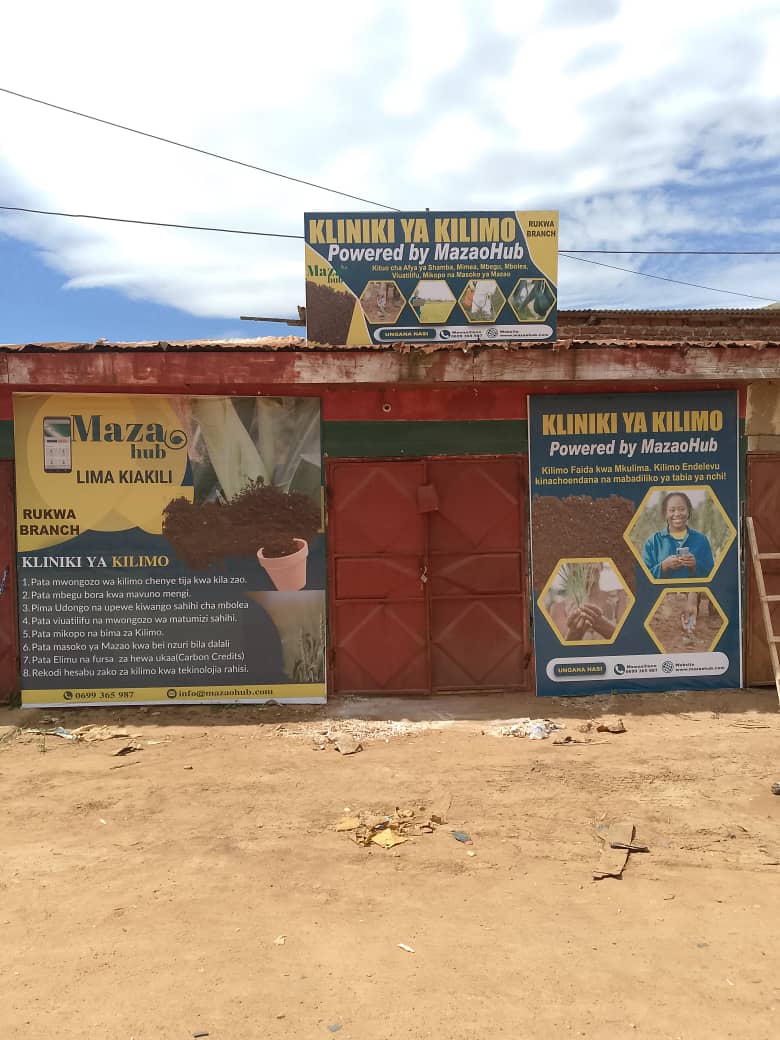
[544,560,631,644]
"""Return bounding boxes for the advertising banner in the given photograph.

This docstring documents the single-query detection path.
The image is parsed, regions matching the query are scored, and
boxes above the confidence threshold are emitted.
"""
[14,393,326,706]
[304,210,558,346]
[528,390,741,696]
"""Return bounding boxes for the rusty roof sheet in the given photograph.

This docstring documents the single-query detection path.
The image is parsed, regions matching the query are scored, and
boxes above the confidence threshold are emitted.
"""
[1,309,778,353]
[1,338,778,354]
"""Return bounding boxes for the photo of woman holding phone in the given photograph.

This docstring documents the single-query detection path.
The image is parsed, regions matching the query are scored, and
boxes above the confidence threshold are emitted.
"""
[642,491,715,579]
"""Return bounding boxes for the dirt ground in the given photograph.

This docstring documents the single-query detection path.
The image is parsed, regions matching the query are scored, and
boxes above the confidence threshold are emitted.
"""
[649,593,724,653]
[1,688,779,1040]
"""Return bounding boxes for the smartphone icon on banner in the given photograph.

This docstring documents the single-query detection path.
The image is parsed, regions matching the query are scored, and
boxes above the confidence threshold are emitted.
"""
[43,416,73,473]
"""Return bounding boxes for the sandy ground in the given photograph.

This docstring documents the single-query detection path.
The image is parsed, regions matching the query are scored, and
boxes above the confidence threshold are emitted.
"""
[1,688,779,1040]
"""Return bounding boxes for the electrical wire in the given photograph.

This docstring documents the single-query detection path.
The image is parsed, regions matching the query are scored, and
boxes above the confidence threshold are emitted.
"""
[0,85,400,212]
[565,249,780,255]
[4,87,779,260]
[559,253,777,303]
[0,203,302,238]
[1,204,777,302]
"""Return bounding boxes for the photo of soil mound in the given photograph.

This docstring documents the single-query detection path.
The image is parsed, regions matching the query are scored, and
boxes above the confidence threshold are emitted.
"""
[531,495,637,593]
[647,591,724,653]
[306,283,356,344]
[163,478,321,569]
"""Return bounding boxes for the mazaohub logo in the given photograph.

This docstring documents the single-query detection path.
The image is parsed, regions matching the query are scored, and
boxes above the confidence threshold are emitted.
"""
[70,415,188,450]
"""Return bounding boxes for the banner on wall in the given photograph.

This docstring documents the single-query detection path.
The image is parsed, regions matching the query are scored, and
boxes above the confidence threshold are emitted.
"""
[528,390,741,696]
[304,210,558,346]
[13,394,326,706]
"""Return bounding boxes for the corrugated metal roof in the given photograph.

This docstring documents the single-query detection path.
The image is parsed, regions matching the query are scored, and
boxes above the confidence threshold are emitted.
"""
[1,309,777,352]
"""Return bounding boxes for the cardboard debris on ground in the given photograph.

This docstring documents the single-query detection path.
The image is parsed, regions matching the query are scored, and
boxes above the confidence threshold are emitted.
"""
[335,817,361,832]
[73,725,135,742]
[371,829,409,848]
[334,737,363,755]
[596,718,627,734]
[337,800,457,849]
[593,822,648,879]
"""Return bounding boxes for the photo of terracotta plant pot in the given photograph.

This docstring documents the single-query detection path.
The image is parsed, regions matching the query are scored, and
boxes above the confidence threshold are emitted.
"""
[163,478,321,571]
[257,537,309,591]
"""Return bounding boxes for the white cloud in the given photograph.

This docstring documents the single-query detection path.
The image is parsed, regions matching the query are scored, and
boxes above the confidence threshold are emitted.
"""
[0,0,779,320]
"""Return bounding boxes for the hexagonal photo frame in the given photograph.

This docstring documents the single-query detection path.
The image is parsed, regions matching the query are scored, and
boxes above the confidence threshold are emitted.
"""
[644,587,728,653]
[458,279,506,323]
[508,278,556,322]
[409,280,456,324]
[359,280,406,324]
[623,485,736,584]
[538,557,635,645]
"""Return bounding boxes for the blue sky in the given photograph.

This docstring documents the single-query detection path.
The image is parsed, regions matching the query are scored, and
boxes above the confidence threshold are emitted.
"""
[1,0,778,344]
[0,236,281,343]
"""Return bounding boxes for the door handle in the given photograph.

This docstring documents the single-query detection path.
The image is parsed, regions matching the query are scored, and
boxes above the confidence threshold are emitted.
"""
[0,566,7,598]
[419,562,428,586]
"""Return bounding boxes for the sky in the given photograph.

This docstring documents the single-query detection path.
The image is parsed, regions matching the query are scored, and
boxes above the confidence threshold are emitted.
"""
[1,0,779,344]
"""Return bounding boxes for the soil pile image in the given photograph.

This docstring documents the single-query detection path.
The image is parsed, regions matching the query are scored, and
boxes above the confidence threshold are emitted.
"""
[532,495,637,592]
[648,592,723,653]
[306,283,356,344]
[163,479,321,569]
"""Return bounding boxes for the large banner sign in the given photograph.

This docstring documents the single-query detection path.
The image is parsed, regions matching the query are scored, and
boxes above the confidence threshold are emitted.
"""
[304,210,558,346]
[14,394,326,706]
[528,390,741,696]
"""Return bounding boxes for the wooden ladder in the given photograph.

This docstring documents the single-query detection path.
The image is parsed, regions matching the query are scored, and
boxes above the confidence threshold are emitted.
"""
[746,516,780,705]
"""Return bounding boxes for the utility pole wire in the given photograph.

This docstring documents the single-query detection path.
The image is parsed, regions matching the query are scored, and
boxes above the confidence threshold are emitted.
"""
[566,249,780,255]
[1,203,777,303]
[0,204,302,238]
[0,85,400,212]
[559,253,777,303]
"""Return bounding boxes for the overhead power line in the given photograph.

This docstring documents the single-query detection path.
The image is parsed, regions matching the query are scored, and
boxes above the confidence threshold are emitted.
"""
[566,249,780,255]
[1,202,777,303]
[0,85,400,212]
[3,203,779,256]
[0,204,302,237]
[559,253,777,303]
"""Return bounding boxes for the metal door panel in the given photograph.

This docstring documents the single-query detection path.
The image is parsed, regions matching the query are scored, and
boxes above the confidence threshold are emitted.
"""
[429,553,523,596]
[427,457,528,692]
[329,461,426,554]
[427,459,522,552]
[333,602,428,693]
[327,456,529,696]
[430,597,527,689]
[335,556,423,600]
[328,460,428,694]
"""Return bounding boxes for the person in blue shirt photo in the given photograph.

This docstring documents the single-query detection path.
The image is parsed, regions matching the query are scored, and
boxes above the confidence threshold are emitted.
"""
[642,491,715,579]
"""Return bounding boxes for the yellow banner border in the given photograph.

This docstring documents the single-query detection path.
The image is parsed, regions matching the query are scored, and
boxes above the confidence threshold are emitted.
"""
[22,683,326,706]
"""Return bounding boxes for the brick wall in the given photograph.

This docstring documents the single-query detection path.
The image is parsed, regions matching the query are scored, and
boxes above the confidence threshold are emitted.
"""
[558,309,780,343]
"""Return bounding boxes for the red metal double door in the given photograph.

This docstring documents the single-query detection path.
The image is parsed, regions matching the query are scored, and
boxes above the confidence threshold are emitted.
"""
[327,457,529,694]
